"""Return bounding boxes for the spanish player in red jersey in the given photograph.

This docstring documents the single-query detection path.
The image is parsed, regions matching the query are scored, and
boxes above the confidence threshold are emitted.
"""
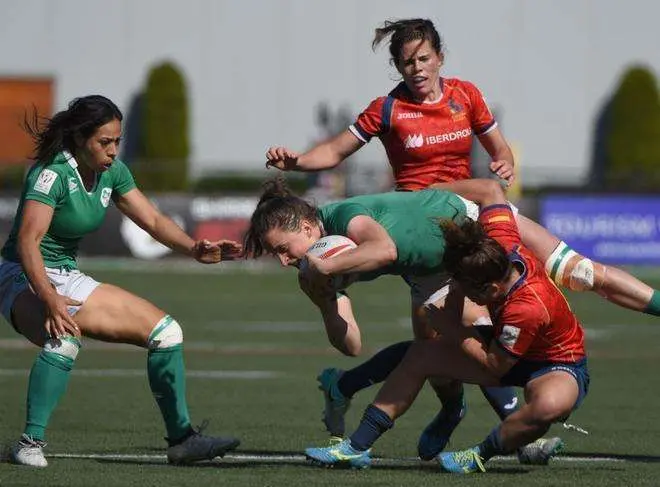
[265,18,660,319]
[304,178,589,473]
[350,76,497,190]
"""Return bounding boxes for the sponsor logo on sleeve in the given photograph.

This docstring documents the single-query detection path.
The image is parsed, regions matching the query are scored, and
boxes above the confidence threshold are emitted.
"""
[100,187,112,207]
[33,169,58,195]
[499,325,521,348]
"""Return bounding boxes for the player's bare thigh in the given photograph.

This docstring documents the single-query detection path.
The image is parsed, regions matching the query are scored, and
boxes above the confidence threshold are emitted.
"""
[516,214,561,261]
[73,283,166,347]
[523,371,579,421]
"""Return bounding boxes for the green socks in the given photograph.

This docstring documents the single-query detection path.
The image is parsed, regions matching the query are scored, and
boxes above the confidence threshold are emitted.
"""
[24,337,80,440]
[147,344,192,441]
[643,290,660,316]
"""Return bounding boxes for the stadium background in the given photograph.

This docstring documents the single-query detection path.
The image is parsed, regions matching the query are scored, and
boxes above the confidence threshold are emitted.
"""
[1,1,660,485]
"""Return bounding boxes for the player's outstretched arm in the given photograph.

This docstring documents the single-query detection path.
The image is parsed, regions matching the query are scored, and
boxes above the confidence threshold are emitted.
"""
[114,188,240,262]
[266,130,363,172]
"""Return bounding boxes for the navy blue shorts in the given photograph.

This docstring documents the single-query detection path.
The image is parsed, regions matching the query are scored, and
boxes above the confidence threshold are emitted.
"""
[500,357,590,410]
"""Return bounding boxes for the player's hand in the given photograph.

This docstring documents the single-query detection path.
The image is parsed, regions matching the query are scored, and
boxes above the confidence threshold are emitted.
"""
[298,256,336,306]
[489,160,515,187]
[217,240,243,261]
[191,239,243,264]
[265,146,299,171]
[301,253,331,279]
[43,293,81,339]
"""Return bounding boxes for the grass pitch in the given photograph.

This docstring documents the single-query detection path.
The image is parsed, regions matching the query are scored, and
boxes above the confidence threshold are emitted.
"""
[1,261,659,486]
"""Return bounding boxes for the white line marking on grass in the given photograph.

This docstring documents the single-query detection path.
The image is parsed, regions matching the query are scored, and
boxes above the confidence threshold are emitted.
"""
[0,369,281,379]
[47,452,628,464]
[0,339,337,354]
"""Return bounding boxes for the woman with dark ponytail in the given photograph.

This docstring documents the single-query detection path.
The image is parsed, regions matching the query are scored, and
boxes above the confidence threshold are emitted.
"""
[306,179,589,474]
[0,95,241,467]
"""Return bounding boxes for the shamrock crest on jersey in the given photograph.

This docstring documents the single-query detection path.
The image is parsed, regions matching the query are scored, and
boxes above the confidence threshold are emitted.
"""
[68,177,79,194]
[100,188,112,207]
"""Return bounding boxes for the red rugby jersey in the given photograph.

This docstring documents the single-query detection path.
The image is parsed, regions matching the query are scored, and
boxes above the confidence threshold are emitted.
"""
[350,78,496,190]
[479,205,586,363]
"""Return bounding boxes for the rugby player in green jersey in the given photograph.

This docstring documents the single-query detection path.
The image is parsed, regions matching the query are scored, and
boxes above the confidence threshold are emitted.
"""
[0,95,241,467]
[244,177,559,464]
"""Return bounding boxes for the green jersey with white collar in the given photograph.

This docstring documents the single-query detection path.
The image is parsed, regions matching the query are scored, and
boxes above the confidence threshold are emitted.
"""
[1,151,136,270]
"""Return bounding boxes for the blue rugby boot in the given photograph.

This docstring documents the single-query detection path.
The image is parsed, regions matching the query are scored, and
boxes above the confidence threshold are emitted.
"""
[305,438,371,469]
[417,395,467,460]
[437,446,486,474]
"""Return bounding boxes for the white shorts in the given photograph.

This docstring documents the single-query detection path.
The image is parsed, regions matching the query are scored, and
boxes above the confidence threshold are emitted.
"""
[403,272,452,307]
[0,259,100,326]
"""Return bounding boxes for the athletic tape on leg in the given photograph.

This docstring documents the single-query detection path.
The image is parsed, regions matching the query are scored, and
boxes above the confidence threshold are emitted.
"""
[43,336,81,361]
[545,242,595,291]
[147,315,183,350]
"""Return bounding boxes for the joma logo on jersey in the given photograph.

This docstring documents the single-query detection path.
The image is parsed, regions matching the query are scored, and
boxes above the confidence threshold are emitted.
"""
[404,134,424,149]
[397,111,423,120]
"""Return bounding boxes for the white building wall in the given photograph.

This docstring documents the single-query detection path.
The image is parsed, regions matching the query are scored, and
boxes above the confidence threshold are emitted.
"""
[1,0,659,185]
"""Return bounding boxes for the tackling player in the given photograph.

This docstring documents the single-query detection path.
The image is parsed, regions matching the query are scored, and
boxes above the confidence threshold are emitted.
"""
[244,177,559,464]
[305,178,589,473]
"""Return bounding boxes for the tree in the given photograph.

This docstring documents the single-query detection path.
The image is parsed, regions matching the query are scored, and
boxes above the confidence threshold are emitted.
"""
[606,65,660,189]
[134,61,190,191]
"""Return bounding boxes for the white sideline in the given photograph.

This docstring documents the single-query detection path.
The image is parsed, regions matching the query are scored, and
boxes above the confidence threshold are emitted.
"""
[46,451,626,464]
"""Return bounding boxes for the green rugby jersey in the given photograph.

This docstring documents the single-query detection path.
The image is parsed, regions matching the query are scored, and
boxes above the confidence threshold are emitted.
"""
[318,189,467,280]
[1,151,136,270]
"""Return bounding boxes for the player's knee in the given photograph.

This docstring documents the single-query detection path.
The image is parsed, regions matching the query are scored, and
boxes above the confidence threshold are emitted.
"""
[147,315,183,350]
[529,396,573,425]
[545,241,602,292]
[41,335,81,369]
